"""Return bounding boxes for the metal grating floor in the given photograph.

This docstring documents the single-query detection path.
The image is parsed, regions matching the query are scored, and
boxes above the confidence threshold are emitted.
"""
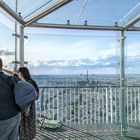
[34,123,140,140]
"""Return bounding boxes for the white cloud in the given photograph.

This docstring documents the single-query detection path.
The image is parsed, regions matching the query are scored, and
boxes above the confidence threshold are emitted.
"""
[25,37,117,62]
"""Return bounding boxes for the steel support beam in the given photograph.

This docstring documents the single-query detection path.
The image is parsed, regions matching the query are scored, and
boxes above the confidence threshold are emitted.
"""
[29,23,140,31]
[20,26,24,67]
[25,0,73,26]
[120,31,128,135]
[0,1,25,25]
[29,23,124,31]
[127,27,140,32]
[123,15,140,31]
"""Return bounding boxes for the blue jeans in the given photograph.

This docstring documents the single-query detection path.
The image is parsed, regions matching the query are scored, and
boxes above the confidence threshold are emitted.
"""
[0,113,21,140]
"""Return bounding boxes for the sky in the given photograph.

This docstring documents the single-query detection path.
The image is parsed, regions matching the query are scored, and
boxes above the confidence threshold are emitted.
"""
[0,0,140,75]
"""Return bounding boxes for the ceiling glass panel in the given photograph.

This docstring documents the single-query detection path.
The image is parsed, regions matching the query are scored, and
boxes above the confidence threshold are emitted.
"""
[38,0,140,27]
[19,0,60,21]
[134,21,140,27]
[2,0,60,21]
[1,0,140,27]
[0,8,16,30]
[0,20,15,70]
[1,0,16,12]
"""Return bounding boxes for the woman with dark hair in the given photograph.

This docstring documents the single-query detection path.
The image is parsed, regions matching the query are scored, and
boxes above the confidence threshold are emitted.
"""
[18,67,39,140]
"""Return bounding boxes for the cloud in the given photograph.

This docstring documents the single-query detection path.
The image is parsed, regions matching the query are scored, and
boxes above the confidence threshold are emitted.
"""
[25,55,140,74]
[2,54,140,74]
[25,37,117,61]
[26,56,117,74]
[0,49,14,56]
[28,55,120,68]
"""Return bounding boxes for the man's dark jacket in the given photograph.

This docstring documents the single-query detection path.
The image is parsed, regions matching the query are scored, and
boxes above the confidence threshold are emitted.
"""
[0,71,19,120]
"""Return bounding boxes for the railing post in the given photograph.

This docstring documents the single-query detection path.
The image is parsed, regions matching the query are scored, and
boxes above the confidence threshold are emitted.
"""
[20,26,24,67]
[120,31,128,135]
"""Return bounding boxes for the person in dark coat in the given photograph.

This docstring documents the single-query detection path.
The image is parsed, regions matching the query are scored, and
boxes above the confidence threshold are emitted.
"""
[0,58,21,140]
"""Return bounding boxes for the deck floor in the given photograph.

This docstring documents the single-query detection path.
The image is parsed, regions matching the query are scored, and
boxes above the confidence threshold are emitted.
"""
[34,123,140,140]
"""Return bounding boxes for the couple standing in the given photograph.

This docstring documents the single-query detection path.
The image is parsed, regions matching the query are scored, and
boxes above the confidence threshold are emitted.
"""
[0,58,39,140]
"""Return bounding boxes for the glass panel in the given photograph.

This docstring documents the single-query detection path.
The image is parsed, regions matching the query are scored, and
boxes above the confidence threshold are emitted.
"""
[2,0,60,21]
[2,0,140,26]
[0,21,15,70]
[1,0,16,12]
[19,0,60,21]
[0,8,16,30]
[38,0,140,27]
[126,32,140,75]
[134,21,140,27]
[25,27,120,77]
[0,9,21,71]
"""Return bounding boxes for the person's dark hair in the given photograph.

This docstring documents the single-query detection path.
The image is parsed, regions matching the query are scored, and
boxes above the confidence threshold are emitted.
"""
[0,58,3,69]
[18,67,32,80]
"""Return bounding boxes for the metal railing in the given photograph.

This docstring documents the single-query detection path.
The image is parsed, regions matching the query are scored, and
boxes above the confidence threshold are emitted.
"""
[36,86,140,125]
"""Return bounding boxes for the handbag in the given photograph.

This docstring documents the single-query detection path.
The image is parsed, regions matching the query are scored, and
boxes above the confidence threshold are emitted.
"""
[13,80,38,112]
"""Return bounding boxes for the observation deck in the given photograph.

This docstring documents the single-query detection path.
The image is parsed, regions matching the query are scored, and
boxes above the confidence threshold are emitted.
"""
[34,86,140,140]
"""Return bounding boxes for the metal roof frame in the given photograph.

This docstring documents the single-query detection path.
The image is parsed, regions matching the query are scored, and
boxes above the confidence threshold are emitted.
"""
[30,23,124,31]
[123,14,140,31]
[0,0,140,31]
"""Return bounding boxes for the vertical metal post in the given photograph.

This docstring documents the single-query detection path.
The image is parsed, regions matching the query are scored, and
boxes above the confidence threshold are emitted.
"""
[66,88,68,124]
[106,88,108,123]
[14,0,18,71]
[120,31,127,135]
[20,26,24,67]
